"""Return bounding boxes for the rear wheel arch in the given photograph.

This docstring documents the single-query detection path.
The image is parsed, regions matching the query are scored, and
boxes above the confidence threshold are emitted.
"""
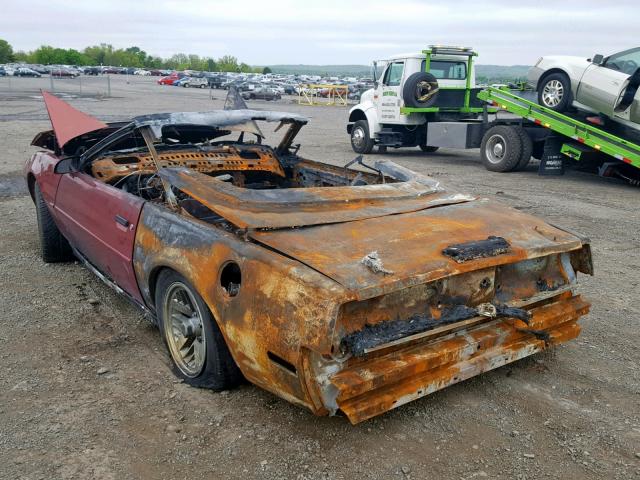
[148,264,225,327]
[147,265,171,314]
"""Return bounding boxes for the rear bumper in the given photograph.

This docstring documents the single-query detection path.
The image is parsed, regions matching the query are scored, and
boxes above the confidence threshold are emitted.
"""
[327,294,589,424]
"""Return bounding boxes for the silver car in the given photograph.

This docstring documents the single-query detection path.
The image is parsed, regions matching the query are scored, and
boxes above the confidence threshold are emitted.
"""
[528,47,640,130]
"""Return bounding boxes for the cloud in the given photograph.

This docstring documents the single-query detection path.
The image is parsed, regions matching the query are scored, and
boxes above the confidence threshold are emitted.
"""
[1,0,638,65]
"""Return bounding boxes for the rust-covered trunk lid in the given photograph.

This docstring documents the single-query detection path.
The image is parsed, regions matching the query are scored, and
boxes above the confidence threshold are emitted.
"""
[250,198,582,299]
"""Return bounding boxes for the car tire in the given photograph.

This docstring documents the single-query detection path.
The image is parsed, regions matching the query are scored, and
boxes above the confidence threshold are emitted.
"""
[184,84,190,88]
[419,145,439,153]
[34,183,73,263]
[481,125,523,172]
[155,269,243,390]
[513,127,533,170]
[200,84,206,89]
[403,72,439,108]
[538,72,572,112]
[351,120,375,154]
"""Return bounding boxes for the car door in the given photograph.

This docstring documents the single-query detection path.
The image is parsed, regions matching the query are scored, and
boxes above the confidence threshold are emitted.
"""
[55,172,145,302]
[53,139,146,303]
[376,61,404,123]
[577,48,640,117]
[577,65,628,117]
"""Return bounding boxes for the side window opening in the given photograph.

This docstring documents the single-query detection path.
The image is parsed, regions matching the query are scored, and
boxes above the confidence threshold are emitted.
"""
[605,48,640,75]
[384,62,404,87]
[382,65,391,85]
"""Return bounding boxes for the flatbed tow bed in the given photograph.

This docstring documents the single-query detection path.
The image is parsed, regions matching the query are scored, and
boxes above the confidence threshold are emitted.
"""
[476,86,640,182]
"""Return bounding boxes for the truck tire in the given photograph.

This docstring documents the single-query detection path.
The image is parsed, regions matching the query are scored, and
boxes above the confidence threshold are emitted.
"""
[514,127,533,170]
[403,72,439,108]
[419,145,439,153]
[481,125,523,172]
[350,120,375,154]
[538,72,572,112]
[34,183,73,263]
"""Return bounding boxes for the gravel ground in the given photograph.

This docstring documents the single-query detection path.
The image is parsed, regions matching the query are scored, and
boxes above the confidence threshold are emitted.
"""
[1,75,639,480]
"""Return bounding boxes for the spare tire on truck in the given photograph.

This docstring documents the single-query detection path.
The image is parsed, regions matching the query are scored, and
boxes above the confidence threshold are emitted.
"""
[403,72,439,108]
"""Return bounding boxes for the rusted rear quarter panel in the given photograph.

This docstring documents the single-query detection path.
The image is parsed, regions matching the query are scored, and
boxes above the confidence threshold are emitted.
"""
[134,203,353,409]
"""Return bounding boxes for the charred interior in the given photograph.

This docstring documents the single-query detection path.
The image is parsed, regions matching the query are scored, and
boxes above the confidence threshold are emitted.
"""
[83,123,394,205]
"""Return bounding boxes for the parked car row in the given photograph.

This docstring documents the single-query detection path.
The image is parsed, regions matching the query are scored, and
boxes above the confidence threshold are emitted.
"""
[0,63,175,77]
[0,64,373,100]
[1,62,374,101]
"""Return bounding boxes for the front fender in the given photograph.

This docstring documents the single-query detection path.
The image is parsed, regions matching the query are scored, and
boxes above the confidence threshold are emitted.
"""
[348,101,380,136]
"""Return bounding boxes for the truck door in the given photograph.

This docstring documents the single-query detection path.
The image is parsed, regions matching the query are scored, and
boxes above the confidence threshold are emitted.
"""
[376,61,404,123]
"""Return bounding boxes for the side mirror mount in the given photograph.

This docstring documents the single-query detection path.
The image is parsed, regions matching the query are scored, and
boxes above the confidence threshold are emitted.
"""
[592,54,604,65]
[54,157,79,174]
[371,61,379,87]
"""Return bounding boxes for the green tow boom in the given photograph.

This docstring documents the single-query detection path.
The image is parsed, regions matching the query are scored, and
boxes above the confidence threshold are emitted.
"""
[477,87,640,170]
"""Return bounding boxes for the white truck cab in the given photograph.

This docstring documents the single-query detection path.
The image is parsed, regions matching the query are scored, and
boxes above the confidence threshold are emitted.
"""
[348,45,485,153]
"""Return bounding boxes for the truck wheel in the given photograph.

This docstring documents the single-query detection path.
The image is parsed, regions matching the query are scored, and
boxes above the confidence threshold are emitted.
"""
[419,145,439,153]
[538,73,572,112]
[403,72,439,108]
[481,125,523,172]
[155,269,243,390]
[351,120,375,154]
[34,183,73,263]
[514,127,533,170]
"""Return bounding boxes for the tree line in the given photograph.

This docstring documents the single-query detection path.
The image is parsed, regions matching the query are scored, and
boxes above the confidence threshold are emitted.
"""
[0,39,264,73]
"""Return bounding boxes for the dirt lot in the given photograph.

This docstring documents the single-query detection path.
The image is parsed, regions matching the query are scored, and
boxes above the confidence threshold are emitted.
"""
[1,75,639,480]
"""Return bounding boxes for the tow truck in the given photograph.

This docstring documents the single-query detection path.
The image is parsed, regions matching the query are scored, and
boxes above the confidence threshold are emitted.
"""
[348,45,640,183]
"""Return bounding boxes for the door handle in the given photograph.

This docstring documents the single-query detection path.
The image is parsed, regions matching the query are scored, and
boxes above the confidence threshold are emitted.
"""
[114,215,130,227]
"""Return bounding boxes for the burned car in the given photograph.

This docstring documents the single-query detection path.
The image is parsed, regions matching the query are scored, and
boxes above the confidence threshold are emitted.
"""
[25,92,593,424]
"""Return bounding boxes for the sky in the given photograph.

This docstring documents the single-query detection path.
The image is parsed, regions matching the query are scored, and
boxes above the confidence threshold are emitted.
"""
[2,0,639,66]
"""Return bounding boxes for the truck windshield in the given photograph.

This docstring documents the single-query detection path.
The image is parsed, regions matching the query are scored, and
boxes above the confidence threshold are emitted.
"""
[422,60,467,79]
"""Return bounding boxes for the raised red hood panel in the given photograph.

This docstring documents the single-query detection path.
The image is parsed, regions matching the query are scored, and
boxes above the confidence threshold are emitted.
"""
[41,90,107,147]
